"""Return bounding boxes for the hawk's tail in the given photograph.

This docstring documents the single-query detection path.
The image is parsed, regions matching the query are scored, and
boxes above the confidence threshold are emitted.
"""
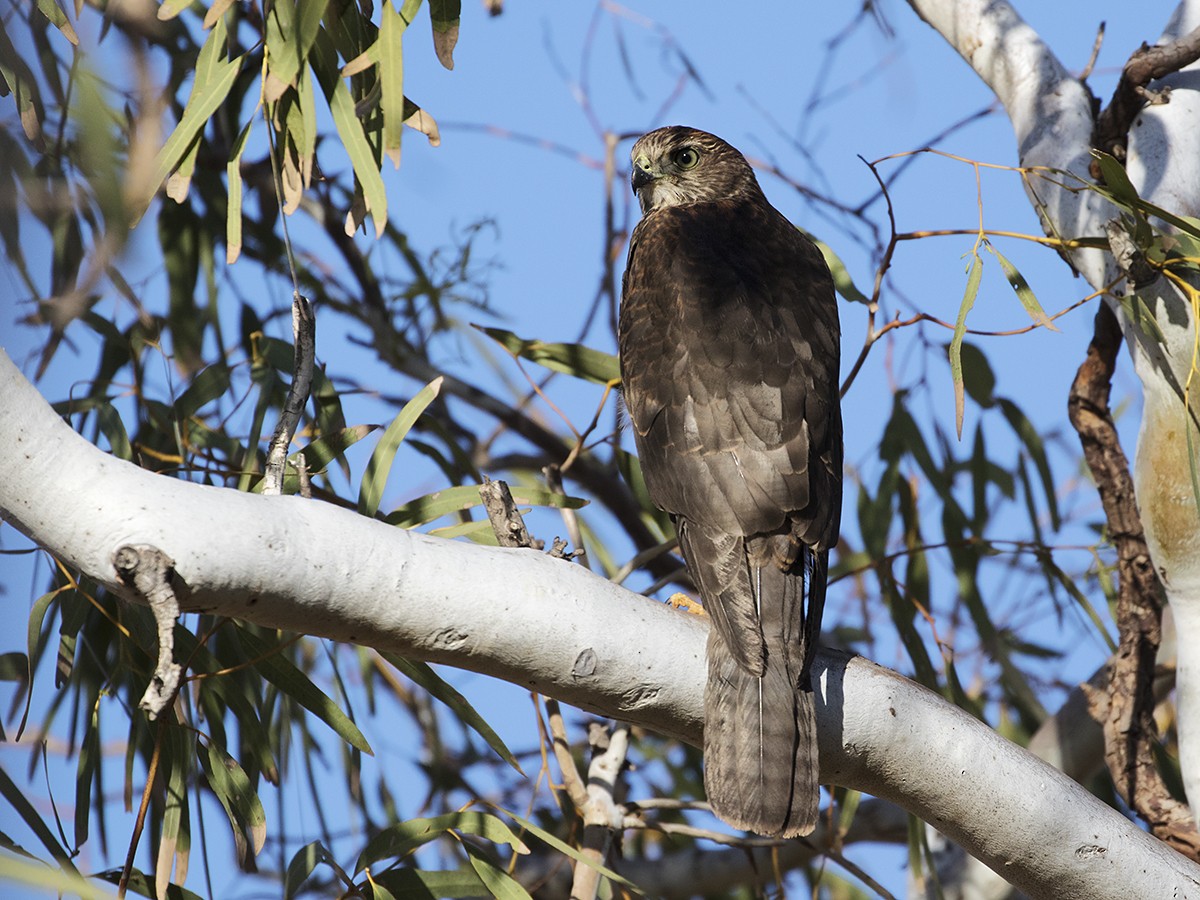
[701,547,824,838]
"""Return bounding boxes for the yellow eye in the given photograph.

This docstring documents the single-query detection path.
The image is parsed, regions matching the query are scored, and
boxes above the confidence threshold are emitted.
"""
[673,147,700,170]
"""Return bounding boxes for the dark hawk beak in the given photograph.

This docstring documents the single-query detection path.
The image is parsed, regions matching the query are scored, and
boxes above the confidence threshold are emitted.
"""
[631,164,654,194]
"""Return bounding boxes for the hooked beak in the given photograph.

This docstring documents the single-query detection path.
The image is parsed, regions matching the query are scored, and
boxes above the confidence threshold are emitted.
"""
[631,155,656,194]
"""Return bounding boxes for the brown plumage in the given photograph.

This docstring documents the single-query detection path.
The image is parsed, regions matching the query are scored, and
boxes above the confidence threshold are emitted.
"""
[618,126,842,837]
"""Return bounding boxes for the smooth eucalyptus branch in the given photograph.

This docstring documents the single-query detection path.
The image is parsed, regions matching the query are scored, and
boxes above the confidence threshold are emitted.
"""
[2,348,1199,899]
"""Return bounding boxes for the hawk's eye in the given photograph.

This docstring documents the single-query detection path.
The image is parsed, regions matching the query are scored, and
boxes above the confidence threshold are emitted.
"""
[673,147,700,170]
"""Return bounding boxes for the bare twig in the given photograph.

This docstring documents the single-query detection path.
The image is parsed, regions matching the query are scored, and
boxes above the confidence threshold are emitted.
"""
[1080,21,1106,83]
[479,476,543,549]
[1068,303,1200,858]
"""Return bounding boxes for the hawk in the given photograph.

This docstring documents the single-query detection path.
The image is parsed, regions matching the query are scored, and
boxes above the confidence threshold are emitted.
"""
[619,126,842,837]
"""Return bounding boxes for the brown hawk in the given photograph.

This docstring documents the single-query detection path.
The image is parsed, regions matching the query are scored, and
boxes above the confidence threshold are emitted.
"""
[619,126,842,838]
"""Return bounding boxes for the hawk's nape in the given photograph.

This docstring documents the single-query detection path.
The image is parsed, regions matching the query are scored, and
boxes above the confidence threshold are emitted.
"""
[618,126,842,838]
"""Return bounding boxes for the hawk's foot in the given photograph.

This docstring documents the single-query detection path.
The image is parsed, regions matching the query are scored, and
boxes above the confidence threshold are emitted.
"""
[667,593,707,616]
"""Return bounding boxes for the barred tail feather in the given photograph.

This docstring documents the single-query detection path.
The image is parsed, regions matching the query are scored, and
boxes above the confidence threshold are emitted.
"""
[702,561,820,838]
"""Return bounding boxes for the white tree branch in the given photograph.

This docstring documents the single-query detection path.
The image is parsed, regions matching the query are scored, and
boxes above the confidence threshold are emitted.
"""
[2,349,1199,898]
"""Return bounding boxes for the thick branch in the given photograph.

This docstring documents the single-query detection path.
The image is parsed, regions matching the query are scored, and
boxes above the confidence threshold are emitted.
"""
[2,350,1199,898]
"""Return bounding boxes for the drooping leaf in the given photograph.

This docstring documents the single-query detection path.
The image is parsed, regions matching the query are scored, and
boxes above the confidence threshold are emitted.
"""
[74,696,101,847]
[987,244,1057,331]
[369,867,488,899]
[382,653,523,773]
[225,117,254,264]
[310,27,388,237]
[174,364,231,419]
[35,0,79,44]
[428,0,460,70]
[0,764,79,875]
[197,738,267,863]
[498,808,643,893]
[359,377,443,518]
[234,629,373,754]
[356,811,529,874]
[997,398,1060,530]
[462,844,531,900]
[949,251,983,439]
[384,482,586,528]
[380,0,407,167]
[476,326,620,385]
[135,18,244,219]
[813,236,870,305]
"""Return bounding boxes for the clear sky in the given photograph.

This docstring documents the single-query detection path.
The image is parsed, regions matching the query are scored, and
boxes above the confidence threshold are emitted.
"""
[0,2,1179,896]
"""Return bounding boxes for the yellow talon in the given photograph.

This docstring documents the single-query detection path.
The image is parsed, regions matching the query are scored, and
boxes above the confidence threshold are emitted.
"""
[667,593,707,616]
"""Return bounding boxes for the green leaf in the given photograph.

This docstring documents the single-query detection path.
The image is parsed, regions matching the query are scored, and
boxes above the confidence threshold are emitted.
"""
[0,765,79,874]
[285,842,325,898]
[1087,152,1200,240]
[499,808,643,893]
[95,866,207,900]
[20,588,58,737]
[380,0,407,167]
[136,19,244,220]
[957,342,996,408]
[949,252,983,439]
[198,738,267,864]
[462,844,532,900]
[96,402,133,460]
[265,0,329,102]
[997,398,1060,530]
[427,519,501,543]
[36,0,79,44]
[382,653,523,774]
[370,867,487,899]
[235,629,373,754]
[310,27,388,237]
[285,841,337,899]
[1040,554,1115,652]
[0,855,114,900]
[225,117,254,264]
[987,244,1057,331]
[157,725,192,893]
[476,326,620,384]
[174,364,231,419]
[356,811,529,874]
[74,698,100,846]
[813,236,870,304]
[359,377,443,518]
[384,482,586,528]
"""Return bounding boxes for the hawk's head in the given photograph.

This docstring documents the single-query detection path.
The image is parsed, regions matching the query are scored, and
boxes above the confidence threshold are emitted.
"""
[630,126,760,215]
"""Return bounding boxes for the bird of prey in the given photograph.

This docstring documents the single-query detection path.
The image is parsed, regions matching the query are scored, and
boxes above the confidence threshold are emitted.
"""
[618,126,842,838]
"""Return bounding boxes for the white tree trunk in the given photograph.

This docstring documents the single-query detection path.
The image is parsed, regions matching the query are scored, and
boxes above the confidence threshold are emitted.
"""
[1,348,1198,898]
[910,0,1200,833]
